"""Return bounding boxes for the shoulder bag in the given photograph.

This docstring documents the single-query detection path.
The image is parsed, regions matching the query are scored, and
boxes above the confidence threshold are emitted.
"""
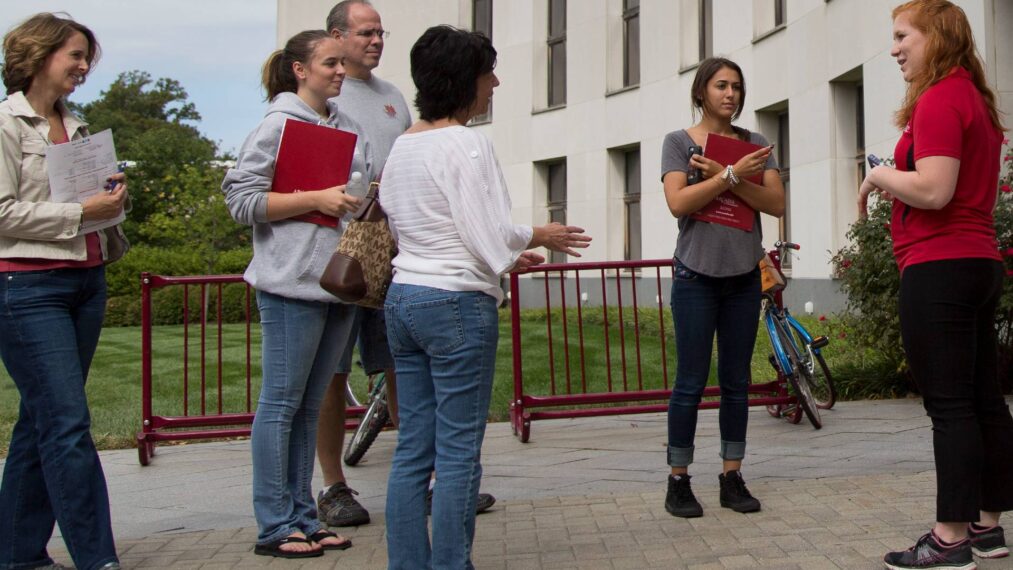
[319,181,396,309]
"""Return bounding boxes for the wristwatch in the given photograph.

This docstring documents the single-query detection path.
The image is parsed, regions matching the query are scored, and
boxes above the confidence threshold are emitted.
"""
[722,165,740,188]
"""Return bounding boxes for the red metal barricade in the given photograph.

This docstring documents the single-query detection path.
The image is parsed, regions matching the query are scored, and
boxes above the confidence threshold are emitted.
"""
[137,273,366,465]
[508,259,794,442]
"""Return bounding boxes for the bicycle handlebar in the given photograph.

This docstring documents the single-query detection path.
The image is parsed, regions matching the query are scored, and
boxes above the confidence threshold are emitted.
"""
[774,240,801,251]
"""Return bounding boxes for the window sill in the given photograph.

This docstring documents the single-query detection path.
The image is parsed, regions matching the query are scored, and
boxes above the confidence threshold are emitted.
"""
[532,104,567,116]
[605,84,639,98]
[468,117,492,127]
[752,24,786,44]
[678,61,701,75]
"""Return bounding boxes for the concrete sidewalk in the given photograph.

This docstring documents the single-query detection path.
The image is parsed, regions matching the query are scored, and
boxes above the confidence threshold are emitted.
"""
[20,398,1013,569]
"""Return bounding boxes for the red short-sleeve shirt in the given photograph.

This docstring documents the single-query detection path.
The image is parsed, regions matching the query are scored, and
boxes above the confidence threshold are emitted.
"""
[890,67,1003,272]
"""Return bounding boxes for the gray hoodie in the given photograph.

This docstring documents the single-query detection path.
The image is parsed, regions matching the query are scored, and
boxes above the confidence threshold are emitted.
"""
[222,92,372,303]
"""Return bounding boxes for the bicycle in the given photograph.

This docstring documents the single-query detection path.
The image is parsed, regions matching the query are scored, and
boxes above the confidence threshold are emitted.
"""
[343,370,391,466]
[762,241,836,429]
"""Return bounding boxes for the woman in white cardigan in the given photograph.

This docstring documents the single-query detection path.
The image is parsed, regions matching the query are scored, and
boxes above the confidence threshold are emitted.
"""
[380,25,591,570]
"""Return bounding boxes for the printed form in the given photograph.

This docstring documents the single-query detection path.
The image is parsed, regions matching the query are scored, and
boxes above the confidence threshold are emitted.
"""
[45,129,125,233]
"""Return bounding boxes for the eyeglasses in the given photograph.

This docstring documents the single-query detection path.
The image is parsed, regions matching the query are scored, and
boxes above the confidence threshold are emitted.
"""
[342,28,390,39]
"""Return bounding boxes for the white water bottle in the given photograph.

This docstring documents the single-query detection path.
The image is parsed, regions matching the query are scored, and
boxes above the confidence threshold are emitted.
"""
[346,171,364,198]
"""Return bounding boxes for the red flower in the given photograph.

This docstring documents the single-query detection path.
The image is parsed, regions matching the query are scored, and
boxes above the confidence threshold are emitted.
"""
[838,331,847,339]
[1005,155,1012,162]
[1002,184,1012,193]
[841,259,853,269]
[818,315,827,321]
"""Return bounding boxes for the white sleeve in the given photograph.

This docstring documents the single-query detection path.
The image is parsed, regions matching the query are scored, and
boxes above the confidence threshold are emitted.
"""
[443,134,532,275]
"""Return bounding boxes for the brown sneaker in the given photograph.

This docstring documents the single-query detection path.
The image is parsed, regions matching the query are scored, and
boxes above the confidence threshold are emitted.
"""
[317,482,370,527]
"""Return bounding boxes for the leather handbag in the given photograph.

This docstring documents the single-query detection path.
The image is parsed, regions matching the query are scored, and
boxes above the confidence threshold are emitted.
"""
[759,253,786,294]
[319,181,396,309]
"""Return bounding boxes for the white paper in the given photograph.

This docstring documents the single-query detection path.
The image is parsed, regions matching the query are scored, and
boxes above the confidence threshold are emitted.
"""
[45,129,125,233]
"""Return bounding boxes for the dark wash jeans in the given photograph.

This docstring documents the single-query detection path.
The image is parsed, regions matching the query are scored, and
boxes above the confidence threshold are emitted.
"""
[0,267,118,570]
[667,260,761,468]
[899,258,1013,522]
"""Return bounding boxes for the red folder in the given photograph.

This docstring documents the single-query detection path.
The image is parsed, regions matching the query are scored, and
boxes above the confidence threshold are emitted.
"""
[690,133,766,232]
[271,118,358,227]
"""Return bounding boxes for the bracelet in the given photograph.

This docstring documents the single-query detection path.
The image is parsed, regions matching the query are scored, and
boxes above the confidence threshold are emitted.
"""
[722,165,740,189]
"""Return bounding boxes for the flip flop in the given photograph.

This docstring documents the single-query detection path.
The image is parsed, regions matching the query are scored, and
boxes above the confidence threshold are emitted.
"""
[254,535,324,558]
[310,529,353,550]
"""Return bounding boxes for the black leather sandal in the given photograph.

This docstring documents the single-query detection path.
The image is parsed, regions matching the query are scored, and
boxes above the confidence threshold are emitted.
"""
[254,535,324,558]
[310,529,353,550]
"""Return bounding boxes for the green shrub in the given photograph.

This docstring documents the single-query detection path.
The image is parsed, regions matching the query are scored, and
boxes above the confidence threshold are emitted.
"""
[832,142,1013,394]
[103,245,255,327]
[105,283,258,327]
[105,245,251,298]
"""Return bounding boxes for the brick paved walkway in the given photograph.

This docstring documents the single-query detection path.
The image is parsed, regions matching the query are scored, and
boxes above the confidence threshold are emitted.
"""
[24,399,1013,569]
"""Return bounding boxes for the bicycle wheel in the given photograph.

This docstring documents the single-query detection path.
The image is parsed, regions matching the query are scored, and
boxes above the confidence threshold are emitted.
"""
[344,380,362,408]
[776,320,822,429]
[343,394,389,466]
[789,325,837,409]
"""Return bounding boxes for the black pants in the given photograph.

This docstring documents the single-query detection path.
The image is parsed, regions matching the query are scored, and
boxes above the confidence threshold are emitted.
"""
[899,258,1013,522]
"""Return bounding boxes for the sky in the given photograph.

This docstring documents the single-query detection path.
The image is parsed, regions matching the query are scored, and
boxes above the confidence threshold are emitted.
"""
[0,0,277,155]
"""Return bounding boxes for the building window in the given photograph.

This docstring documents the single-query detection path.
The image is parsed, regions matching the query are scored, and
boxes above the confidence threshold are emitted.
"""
[471,0,493,123]
[775,0,786,26]
[680,0,712,69]
[777,111,791,259]
[753,0,786,40]
[855,83,865,182]
[623,0,640,87]
[697,0,712,63]
[547,0,566,107]
[624,148,641,260]
[546,160,567,263]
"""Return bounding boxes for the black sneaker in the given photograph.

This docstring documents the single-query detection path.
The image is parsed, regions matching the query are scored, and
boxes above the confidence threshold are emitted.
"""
[317,482,370,527]
[665,474,703,518]
[883,531,976,570]
[968,524,1009,559]
[718,470,761,513]
[425,489,497,515]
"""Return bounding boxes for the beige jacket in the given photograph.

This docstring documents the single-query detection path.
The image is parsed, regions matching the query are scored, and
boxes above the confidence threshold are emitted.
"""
[0,91,127,262]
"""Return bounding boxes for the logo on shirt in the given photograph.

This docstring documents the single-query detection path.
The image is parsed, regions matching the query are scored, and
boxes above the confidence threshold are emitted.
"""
[384,104,397,118]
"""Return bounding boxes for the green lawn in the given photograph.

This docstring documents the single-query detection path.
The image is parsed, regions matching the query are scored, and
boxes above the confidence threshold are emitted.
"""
[0,309,892,456]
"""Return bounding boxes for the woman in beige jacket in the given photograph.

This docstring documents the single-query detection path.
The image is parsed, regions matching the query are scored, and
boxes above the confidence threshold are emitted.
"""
[0,13,128,570]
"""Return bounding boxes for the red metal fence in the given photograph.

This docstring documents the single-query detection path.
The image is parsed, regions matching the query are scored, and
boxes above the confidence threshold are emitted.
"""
[136,273,366,465]
[507,259,794,442]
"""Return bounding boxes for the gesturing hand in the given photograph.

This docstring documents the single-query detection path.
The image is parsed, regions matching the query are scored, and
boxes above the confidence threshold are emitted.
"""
[537,222,592,257]
[509,251,546,272]
[731,145,773,182]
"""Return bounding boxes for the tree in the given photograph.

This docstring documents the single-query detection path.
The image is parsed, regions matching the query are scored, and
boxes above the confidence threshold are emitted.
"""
[72,71,220,242]
[138,164,249,273]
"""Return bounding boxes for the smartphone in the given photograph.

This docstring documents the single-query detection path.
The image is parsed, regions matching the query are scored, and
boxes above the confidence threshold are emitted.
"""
[867,154,882,169]
[687,145,703,185]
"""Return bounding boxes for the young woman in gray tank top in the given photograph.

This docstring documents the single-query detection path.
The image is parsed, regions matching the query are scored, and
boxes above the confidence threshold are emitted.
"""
[658,57,785,519]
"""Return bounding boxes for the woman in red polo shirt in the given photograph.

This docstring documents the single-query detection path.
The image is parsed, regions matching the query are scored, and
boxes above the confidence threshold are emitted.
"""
[0,13,128,570]
[858,1,1013,568]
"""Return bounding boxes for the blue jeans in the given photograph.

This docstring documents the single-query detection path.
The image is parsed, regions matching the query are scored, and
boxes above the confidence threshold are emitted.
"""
[251,291,356,544]
[0,267,117,570]
[384,284,498,570]
[668,260,760,467]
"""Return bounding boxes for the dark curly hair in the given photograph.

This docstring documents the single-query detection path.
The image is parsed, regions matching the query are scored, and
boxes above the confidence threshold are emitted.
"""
[410,25,496,122]
[2,12,100,95]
